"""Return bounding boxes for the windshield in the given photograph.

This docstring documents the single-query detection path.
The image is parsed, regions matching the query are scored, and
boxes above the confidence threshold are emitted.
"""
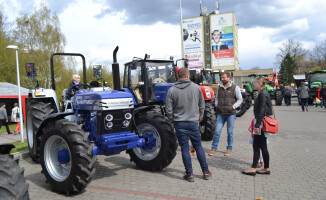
[202,70,214,84]
[310,72,326,84]
[146,62,176,84]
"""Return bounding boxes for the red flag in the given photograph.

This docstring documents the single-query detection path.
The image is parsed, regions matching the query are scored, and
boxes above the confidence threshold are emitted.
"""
[274,68,279,86]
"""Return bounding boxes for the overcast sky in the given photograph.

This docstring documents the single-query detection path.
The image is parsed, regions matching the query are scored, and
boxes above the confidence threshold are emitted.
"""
[2,0,326,70]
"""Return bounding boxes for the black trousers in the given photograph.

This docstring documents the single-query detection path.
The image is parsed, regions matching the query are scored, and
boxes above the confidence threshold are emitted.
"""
[0,119,11,134]
[252,133,269,168]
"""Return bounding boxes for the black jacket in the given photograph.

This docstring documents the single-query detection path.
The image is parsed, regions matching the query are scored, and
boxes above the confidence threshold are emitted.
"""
[321,87,326,98]
[67,81,81,99]
[254,88,273,128]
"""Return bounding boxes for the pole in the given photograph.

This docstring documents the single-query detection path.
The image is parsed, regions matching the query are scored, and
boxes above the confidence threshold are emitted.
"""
[15,49,24,143]
[179,0,183,20]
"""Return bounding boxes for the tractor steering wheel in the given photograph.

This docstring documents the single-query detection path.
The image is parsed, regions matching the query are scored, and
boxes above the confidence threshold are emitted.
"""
[68,83,91,93]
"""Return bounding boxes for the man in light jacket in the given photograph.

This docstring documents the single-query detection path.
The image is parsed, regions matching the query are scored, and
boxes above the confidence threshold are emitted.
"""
[166,67,211,182]
[297,82,310,111]
[0,103,11,134]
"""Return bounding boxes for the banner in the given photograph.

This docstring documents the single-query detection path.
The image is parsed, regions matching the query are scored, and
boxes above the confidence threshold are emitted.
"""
[210,13,234,68]
[181,17,204,68]
[184,52,204,69]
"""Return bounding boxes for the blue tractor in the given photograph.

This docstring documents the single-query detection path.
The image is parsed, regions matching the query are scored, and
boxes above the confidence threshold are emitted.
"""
[25,47,177,195]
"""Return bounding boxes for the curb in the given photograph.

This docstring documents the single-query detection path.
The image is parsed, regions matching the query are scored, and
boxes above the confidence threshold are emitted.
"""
[13,151,30,160]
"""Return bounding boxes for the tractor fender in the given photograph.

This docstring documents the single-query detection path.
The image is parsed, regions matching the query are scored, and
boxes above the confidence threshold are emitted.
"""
[134,105,155,115]
[35,112,75,139]
[0,144,15,155]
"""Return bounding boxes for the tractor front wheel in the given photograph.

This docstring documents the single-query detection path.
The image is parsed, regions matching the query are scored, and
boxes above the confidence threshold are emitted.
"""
[200,103,216,141]
[26,99,56,162]
[128,111,177,171]
[40,119,96,195]
[275,90,283,105]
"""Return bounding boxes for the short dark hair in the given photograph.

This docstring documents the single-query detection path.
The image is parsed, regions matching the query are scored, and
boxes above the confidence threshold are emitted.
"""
[221,72,231,78]
[178,67,189,79]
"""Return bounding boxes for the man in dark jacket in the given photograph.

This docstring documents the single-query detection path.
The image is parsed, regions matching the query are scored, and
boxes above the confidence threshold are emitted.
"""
[166,67,211,182]
[321,84,326,109]
[0,103,11,134]
[209,72,242,156]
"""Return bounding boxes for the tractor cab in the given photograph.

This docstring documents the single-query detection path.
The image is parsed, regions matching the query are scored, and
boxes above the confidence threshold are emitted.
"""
[123,57,177,105]
[307,70,326,102]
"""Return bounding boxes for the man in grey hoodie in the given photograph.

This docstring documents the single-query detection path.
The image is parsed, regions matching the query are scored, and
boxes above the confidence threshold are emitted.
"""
[0,103,11,134]
[166,68,211,182]
[297,82,310,111]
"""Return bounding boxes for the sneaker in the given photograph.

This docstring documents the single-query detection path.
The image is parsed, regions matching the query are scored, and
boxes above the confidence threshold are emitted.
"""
[306,107,308,111]
[203,171,212,180]
[208,149,216,156]
[183,174,194,182]
[224,149,232,156]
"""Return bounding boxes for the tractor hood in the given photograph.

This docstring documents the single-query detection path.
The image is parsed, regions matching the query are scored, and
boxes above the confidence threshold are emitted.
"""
[73,89,134,111]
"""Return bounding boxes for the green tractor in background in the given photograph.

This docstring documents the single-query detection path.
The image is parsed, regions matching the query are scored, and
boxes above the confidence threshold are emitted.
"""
[306,70,326,104]
[243,73,283,105]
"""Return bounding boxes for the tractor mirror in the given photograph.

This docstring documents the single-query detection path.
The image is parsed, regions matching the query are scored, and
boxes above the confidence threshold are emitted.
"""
[93,65,102,78]
[184,59,189,68]
[25,63,37,77]
[130,60,139,70]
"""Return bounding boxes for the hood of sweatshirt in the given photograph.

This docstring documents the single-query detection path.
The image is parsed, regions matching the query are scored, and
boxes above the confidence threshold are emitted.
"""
[174,79,192,89]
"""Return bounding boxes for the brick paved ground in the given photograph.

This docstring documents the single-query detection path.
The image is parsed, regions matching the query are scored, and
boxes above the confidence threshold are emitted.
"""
[17,99,326,200]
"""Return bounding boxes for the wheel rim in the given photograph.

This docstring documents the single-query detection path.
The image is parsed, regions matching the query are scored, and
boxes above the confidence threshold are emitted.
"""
[133,123,161,161]
[27,111,33,148]
[44,135,72,182]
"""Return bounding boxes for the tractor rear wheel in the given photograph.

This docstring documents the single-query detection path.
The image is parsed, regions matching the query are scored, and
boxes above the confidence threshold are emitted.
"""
[0,155,29,200]
[245,95,252,110]
[128,111,177,171]
[200,103,216,141]
[236,103,247,117]
[40,119,96,195]
[275,90,283,105]
[26,99,56,162]
[253,91,259,102]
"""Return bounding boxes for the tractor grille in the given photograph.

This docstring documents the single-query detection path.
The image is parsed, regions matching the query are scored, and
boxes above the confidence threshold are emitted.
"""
[97,109,133,135]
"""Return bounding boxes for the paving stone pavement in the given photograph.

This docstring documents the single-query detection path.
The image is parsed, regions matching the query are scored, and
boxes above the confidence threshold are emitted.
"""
[17,99,326,200]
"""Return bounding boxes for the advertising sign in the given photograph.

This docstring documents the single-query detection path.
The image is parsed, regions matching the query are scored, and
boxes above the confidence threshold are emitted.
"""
[210,13,234,68]
[184,52,204,69]
[181,17,204,68]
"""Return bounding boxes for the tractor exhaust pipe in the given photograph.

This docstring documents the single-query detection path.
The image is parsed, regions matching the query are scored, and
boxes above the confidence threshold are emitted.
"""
[112,46,121,91]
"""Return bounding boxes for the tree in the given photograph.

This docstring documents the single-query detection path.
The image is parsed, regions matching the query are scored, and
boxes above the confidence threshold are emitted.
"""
[309,40,326,70]
[278,53,295,84]
[13,4,72,97]
[0,8,17,83]
[275,39,306,82]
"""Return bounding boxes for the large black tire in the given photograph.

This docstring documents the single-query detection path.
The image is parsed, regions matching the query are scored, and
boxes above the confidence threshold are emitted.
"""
[128,111,177,171]
[40,119,96,195]
[245,95,252,110]
[26,99,56,162]
[200,103,216,141]
[275,90,283,105]
[0,155,29,200]
[236,103,247,117]
[253,91,259,102]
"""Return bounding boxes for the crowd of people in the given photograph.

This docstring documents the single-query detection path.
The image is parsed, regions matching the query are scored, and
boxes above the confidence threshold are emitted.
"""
[166,68,272,181]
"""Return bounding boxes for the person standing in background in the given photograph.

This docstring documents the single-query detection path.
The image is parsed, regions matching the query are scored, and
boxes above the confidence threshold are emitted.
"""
[11,103,20,135]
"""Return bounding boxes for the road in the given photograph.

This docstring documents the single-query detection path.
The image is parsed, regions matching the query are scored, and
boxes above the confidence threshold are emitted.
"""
[19,99,326,200]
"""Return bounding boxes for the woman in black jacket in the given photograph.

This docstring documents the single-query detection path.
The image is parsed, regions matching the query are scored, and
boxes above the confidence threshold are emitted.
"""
[243,76,273,176]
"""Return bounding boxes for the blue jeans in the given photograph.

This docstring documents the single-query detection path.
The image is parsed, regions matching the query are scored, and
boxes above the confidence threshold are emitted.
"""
[301,98,309,111]
[174,121,209,176]
[211,114,236,150]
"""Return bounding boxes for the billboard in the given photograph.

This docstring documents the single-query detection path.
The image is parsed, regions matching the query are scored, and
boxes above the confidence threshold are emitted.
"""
[181,17,205,68]
[210,13,236,70]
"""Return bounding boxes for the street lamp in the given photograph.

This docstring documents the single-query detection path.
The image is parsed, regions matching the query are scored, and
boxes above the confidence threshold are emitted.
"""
[7,45,24,143]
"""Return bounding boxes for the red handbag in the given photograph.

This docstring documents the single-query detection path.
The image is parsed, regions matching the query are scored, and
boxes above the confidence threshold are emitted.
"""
[262,116,278,134]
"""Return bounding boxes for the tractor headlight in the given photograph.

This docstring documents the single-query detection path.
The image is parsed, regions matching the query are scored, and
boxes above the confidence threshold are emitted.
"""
[105,122,113,129]
[124,113,132,120]
[205,89,211,99]
[105,114,113,121]
[122,120,130,127]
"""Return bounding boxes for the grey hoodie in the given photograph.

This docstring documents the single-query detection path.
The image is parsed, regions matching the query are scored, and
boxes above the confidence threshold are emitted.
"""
[165,79,205,122]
